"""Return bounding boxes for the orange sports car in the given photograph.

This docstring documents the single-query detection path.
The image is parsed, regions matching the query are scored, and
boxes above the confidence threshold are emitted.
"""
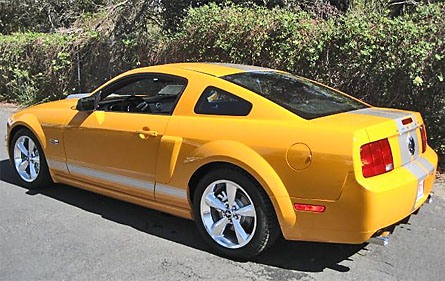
[6,63,438,259]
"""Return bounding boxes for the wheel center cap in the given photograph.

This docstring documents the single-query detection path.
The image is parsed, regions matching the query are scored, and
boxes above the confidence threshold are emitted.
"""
[224,210,233,218]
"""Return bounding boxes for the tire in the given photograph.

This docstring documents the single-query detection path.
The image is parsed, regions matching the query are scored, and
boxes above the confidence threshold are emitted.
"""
[9,128,52,189]
[193,167,279,260]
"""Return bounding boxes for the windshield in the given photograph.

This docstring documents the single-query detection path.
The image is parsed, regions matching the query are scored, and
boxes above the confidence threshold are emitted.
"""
[222,71,368,119]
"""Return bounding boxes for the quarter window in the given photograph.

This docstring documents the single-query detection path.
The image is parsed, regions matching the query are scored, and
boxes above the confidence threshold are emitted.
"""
[194,87,252,116]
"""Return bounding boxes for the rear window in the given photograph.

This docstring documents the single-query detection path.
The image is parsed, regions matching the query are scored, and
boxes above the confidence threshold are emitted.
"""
[222,71,367,119]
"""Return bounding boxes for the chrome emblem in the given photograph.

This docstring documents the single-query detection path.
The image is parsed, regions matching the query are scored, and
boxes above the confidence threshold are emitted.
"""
[407,136,415,155]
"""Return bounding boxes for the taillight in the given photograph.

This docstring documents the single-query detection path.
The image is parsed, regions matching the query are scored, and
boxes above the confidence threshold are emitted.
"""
[420,125,427,153]
[360,138,394,178]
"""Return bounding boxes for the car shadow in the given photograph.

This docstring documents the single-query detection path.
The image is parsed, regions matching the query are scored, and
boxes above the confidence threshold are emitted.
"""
[0,159,365,272]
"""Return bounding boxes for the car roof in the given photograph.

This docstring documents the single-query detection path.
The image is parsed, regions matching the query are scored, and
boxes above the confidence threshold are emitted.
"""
[138,62,277,77]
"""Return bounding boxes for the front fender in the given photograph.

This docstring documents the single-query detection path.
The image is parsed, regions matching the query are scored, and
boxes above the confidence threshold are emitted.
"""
[8,113,47,151]
[187,140,296,227]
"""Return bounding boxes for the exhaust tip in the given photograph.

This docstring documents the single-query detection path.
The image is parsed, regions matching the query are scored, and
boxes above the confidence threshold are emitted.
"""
[368,231,391,246]
[368,236,389,246]
[426,193,433,204]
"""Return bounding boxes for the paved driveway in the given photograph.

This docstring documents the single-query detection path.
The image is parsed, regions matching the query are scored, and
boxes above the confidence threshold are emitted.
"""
[1,104,444,281]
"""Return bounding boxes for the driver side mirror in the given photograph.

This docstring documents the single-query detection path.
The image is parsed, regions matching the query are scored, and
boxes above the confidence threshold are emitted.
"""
[76,94,99,111]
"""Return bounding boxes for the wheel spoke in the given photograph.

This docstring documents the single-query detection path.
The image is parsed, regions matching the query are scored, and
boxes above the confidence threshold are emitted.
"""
[211,217,229,236]
[226,182,237,208]
[205,193,227,211]
[17,141,28,155]
[232,218,249,245]
[18,160,29,171]
[31,156,40,164]
[235,204,255,217]
[28,139,35,155]
[29,162,38,179]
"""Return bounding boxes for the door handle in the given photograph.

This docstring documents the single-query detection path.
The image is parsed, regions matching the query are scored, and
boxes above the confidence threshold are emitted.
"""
[136,130,158,139]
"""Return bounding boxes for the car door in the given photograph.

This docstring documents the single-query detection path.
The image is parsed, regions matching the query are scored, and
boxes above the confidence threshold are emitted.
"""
[62,73,187,200]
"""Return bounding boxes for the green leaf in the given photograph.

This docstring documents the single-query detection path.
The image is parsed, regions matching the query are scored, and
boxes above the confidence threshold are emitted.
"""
[413,76,423,86]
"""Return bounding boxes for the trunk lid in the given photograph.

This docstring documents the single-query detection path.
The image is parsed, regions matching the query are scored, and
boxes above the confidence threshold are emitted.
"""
[310,107,425,171]
[350,107,423,169]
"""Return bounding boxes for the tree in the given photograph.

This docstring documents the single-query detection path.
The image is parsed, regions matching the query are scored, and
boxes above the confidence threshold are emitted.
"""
[0,0,106,34]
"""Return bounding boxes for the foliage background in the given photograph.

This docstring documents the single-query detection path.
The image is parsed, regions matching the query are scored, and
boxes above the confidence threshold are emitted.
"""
[0,0,444,166]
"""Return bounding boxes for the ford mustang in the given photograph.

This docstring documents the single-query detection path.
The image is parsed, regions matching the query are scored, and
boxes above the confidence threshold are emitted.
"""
[6,63,438,259]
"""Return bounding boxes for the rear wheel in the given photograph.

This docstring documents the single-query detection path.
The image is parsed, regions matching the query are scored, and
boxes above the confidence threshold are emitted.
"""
[9,128,52,189]
[193,167,279,259]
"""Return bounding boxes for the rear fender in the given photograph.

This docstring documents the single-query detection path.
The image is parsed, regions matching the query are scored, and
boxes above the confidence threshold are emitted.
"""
[187,140,296,227]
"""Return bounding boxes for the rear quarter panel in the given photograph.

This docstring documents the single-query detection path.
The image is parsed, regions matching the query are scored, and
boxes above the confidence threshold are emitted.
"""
[165,74,361,205]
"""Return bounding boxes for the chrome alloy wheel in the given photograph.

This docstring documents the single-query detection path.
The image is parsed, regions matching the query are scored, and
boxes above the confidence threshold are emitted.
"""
[200,180,257,249]
[13,136,40,182]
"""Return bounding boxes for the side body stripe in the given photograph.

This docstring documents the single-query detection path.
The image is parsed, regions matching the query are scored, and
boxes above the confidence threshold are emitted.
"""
[46,159,187,200]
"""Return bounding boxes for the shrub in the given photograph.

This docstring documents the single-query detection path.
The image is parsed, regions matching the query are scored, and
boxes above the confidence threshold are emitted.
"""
[0,26,163,105]
[163,3,445,165]
[0,3,443,166]
[0,33,76,104]
[0,0,106,34]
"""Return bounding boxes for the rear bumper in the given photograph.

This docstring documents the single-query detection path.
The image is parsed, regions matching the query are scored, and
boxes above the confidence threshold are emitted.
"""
[280,147,438,243]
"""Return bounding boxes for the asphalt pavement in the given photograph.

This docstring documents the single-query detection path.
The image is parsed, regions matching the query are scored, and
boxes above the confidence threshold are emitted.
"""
[0,104,444,281]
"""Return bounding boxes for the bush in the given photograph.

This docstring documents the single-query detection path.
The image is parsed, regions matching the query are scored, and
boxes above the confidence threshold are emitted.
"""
[327,5,445,165]
[0,0,106,34]
[0,33,76,104]
[163,3,445,165]
[0,26,163,105]
[0,2,443,167]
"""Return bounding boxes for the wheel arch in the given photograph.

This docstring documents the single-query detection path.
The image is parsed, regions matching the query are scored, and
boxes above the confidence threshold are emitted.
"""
[8,115,47,160]
[186,140,296,228]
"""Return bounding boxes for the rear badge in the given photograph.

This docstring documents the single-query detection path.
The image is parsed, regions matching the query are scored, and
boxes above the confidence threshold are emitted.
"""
[407,136,415,155]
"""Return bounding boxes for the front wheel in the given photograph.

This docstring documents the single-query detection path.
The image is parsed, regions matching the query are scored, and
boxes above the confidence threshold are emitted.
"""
[193,168,279,259]
[9,128,52,189]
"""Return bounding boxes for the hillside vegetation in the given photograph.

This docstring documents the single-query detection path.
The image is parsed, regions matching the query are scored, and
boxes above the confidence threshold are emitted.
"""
[0,0,443,166]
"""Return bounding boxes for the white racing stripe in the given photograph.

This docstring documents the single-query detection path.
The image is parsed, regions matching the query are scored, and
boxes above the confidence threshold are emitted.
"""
[417,157,436,175]
[49,161,187,200]
[350,108,408,119]
[68,164,155,192]
[155,183,187,200]
[47,159,69,172]
[404,161,428,181]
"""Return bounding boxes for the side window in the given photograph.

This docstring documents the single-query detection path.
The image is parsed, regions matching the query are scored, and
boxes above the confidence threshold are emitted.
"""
[114,79,157,97]
[97,74,187,115]
[194,87,252,116]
